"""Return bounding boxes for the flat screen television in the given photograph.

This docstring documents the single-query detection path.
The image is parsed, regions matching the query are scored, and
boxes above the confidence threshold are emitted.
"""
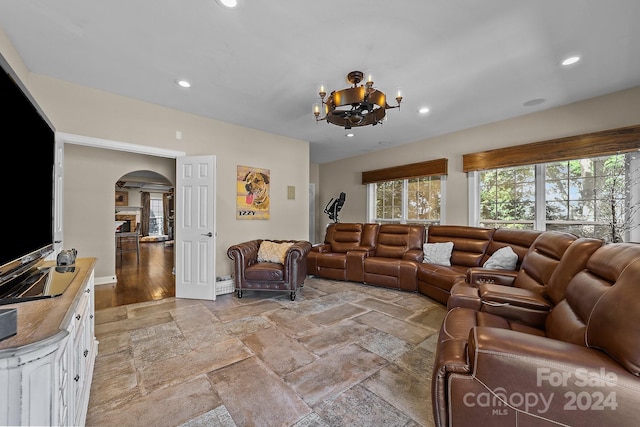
[0,55,56,295]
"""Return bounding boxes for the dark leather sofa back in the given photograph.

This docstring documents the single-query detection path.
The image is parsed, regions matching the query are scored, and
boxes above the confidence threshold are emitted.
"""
[427,225,495,268]
[544,236,603,305]
[513,231,577,297]
[547,242,640,352]
[373,224,425,259]
[587,244,640,374]
[321,222,380,253]
[324,223,363,253]
[482,228,542,269]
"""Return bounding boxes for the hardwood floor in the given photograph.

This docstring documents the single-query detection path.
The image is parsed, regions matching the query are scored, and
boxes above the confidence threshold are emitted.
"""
[95,241,175,310]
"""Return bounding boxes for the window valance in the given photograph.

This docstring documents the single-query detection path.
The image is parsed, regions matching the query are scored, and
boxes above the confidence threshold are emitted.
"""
[463,124,640,172]
[361,158,448,184]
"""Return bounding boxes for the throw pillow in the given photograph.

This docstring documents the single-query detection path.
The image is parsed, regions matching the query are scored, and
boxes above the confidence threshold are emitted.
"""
[483,246,518,270]
[257,241,293,264]
[423,242,454,266]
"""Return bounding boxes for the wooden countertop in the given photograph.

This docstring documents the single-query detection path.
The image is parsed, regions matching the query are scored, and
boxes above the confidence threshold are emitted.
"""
[0,257,97,352]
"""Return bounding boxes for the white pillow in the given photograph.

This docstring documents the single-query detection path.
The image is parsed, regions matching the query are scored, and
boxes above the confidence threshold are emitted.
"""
[422,242,454,266]
[257,241,293,264]
[483,246,518,270]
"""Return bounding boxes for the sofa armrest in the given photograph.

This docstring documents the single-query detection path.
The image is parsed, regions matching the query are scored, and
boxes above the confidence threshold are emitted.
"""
[353,245,376,254]
[403,249,424,262]
[284,240,312,259]
[447,282,482,311]
[227,240,261,282]
[459,327,638,426]
[310,243,331,253]
[283,240,312,281]
[475,284,551,327]
[466,267,517,287]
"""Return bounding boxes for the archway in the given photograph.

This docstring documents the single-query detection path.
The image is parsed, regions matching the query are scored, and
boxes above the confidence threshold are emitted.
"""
[115,170,174,239]
[113,170,176,305]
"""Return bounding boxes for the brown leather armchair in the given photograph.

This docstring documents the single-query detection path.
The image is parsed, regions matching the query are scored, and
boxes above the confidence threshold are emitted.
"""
[227,239,312,301]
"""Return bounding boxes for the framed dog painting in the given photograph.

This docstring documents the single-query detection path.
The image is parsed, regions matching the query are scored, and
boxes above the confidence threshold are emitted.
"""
[236,165,270,220]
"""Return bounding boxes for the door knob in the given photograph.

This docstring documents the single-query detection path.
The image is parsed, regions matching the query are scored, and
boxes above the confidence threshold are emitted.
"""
[202,232,213,237]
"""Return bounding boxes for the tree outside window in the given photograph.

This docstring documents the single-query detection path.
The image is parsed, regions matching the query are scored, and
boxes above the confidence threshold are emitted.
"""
[373,176,442,224]
[479,153,639,242]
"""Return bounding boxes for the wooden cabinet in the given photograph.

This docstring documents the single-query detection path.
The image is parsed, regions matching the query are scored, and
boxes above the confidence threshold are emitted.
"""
[0,258,97,426]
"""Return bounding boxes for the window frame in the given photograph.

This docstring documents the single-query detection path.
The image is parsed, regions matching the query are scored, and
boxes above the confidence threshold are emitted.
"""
[471,154,640,241]
[367,175,446,225]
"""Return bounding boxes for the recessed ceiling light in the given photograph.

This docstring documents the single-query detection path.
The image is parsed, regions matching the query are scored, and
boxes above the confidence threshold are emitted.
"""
[561,55,581,66]
[418,106,430,114]
[175,79,191,88]
[217,0,238,8]
[345,131,354,138]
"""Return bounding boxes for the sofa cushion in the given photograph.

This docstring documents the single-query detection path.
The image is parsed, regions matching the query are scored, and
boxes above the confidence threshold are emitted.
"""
[482,245,518,270]
[427,225,495,268]
[374,224,425,259]
[423,242,454,266]
[257,241,293,264]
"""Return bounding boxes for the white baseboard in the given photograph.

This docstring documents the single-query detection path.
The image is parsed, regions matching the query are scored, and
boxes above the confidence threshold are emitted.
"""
[95,276,117,285]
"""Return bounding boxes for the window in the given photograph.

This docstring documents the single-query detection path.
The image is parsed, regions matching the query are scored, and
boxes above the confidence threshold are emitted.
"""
[480,165,535,229]
[476,153,639,242]
[363,158,447,225]
[149,197,164,235]
[369,175,443,224]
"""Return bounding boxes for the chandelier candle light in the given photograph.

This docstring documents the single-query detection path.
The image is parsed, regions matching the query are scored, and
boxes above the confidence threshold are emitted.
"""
[313,71,402,131]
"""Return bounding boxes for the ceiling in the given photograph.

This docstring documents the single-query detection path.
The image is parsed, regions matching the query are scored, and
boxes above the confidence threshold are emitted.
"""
[1,1,639,164]
[117,170,173,192]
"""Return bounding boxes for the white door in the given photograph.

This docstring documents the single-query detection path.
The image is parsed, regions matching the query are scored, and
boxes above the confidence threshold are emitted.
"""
[175,155,217,300]
[53,136,64,255]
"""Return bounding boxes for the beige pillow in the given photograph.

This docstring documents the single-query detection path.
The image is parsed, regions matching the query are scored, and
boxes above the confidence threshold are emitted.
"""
[257,241,293,264]
[483,246,518,270]
[423,242,454,266]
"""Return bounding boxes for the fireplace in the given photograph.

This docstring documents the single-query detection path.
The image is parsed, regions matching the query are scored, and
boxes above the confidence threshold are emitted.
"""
[115,214,137,232]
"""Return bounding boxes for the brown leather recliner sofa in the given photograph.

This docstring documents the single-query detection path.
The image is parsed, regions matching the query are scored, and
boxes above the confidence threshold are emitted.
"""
[306,222,379,282]
[308,223,547,299]
[308,223,426,291]
[417,226,544,304]
[432,242,640,426]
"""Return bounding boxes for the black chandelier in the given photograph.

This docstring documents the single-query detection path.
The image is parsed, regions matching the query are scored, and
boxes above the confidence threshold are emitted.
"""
[313,71,402,130]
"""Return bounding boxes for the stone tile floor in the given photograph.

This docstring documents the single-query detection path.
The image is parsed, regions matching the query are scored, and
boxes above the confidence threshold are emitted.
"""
[86,277,446,426]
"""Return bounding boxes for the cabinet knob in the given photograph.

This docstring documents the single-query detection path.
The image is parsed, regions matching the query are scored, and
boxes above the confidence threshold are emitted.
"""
[85,288,91,293]
[74,375,80,382]
[76,314,81,320]
[84,349,89,357]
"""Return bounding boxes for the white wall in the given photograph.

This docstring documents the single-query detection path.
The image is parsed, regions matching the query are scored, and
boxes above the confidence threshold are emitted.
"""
[316,86,640,242]
[44,79,311,282]
[1,28,310,282]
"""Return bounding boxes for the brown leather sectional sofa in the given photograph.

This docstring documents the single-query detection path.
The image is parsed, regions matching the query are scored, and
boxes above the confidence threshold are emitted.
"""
[308,223,547,303]
[309,223,640,425]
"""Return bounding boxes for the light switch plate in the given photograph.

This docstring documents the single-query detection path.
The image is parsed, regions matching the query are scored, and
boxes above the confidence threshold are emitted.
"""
[287,186,295,200]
